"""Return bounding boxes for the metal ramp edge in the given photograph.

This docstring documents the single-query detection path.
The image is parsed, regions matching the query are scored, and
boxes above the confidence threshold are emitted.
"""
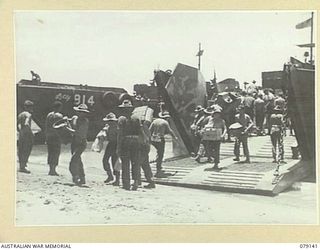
[145,157,309,196]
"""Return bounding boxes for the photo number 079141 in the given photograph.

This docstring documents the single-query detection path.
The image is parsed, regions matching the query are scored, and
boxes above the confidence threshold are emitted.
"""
[15,11,317,226]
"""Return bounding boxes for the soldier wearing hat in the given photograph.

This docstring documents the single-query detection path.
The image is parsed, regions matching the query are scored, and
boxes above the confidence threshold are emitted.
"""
[45,101,63,176]
[270,105,286,163]
[253,93,266,136]
[149,111,178,178]
[138,119,156,189]
[233,104,253,163]
[202,107,227,170]
[17,100,34,174]
[66,103,90,186]
[263,88,275,135]
[246,80,258,96]
[116,100,143,190]
[190,105,205,156]
[193,105,214,162]
[101,112,120,185]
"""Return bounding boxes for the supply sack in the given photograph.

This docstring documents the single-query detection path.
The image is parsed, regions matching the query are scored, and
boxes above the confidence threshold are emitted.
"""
[52,118,73,144]
[131,106,154,123]
[91,137,105,152]
[202,128,222,141]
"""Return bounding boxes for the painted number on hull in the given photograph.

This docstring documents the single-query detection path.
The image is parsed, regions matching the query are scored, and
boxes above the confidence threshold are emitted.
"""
[55,93,71,102]
[74,94,95,106]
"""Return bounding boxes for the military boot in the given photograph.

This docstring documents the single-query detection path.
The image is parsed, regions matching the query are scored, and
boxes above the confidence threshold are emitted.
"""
[112,171,120,186]
[19,167,31,174]
[49,165,59,176]
[104,173,114,183]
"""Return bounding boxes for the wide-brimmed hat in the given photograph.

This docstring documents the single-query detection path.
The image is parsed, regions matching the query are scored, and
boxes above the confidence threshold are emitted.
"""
[236,104,245,111]
[159,111,171,118]
[213,108,222,114]
[103,112,118,121]
[73,103,90,113]
[273,105,283,111]
[194,105,204,112]
[229,122,243,130]
[118,99,133,108]
[204,106,214,114]
[205,104,222,115]
[24,100,34,106]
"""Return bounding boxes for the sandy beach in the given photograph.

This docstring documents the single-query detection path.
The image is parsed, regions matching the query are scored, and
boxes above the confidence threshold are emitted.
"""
[16,143,317,226]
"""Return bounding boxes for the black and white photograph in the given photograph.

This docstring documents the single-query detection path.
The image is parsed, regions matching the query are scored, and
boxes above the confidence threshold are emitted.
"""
[15,11,317,225]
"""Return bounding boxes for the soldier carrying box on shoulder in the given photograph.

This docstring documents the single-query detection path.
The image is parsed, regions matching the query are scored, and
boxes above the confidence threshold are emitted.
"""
[45,101,63,176]
[17,100,34,174]
[202,106,227,170]
[65,104,90,186]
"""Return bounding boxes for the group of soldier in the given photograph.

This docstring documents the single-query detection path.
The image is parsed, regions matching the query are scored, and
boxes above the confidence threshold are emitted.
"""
[190,81,289,170]
[17,97,178,191]
[17,80,289,190]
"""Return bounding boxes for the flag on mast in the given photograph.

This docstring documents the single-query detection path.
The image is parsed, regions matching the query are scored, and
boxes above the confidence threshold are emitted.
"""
[297,43,315,48]
[295,18,312,29]
[196,50,204,56]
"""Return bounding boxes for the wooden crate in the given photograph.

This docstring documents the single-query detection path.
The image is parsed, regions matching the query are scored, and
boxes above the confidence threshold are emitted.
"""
[202,128,222,141]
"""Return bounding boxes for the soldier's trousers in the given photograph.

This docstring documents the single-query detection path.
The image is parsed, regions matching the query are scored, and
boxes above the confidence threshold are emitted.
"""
[265,113,272,134]
[18,130,34,169]
[255,113,265,134]
[69,138,87,180]
[205,140,221,164]
[139,144,154,183]
[191,133,201,153]
[270,131,284,161]
[245,107,254,121]
[47,137,61,166]
[120,137,141,189]
[102,140,118,176]
[234,135,250,160]
[151,137,165,172]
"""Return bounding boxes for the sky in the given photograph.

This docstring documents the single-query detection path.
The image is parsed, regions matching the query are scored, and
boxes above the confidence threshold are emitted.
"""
[15,11,314,92]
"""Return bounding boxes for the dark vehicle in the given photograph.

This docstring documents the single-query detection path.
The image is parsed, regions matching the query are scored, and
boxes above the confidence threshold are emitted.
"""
[17,79,127,143]
[283,58,315,175]
[262,71,283,90]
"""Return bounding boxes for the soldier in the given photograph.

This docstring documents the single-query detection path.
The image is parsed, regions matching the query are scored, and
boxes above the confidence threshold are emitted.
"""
[203,108,227,170]
[30,70,41,83]
[233,104,253,163]
[17,100,34,174]
[254,94,265,136]
[138,119,156,189]
[149,111,178,178]
[66,104,90,186]
[193,106,211,163]
[198,105,216,163]
[101,112,119,184]
[116,100,143,191]
[263,88,275,135]
[246,80,258,96]
[270,106,286,163]
[242,92,255,120]
[190,105,205,155]
[274,93,286,111]
[45,101,63,176]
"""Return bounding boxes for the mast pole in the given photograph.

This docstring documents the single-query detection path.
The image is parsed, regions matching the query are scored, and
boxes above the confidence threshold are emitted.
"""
[198,43,201,70]
[310,12,314,64]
